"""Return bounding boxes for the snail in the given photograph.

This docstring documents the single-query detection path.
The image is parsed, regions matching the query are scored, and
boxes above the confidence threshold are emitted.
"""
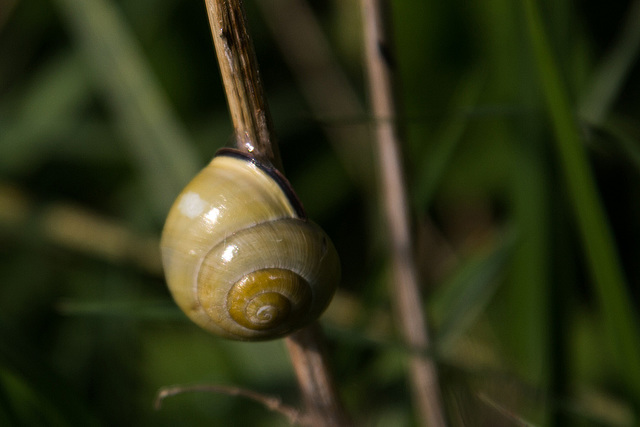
[160,148,340,341]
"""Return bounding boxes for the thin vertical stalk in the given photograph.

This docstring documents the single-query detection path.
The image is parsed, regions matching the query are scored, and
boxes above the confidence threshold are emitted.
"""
[203,1,350,425]
[360,0,446,426]
[285,324,351,426]
[204,0,282,170]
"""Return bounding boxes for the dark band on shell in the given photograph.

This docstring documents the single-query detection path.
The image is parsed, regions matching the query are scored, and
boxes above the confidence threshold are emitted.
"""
[216,148,307,219]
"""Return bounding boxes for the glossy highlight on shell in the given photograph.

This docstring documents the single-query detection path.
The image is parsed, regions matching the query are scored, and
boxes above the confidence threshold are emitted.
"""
[160,149,340,341]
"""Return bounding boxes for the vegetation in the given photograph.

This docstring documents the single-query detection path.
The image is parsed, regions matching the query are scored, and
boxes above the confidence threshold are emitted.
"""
[1,0,639,425]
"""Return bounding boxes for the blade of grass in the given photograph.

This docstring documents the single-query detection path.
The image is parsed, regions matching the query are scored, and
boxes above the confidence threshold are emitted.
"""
[524,0,640,402]
[431,229,516,350]
[53,0,201,216]
[0,53,92,174]
[579,0,640,124]
[475,5,554,416]
[508,126,551,386]
[413,70,486,213]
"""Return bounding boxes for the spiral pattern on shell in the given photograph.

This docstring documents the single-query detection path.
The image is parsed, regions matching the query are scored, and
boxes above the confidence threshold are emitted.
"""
[160,149,340,340]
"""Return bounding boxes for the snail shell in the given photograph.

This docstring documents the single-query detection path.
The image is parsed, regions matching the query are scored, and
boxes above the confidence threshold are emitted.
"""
[160,148,340,341]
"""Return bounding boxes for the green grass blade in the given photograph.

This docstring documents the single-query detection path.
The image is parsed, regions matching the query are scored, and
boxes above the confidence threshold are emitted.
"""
[579,0,640,124]
[53,0,201,216]
[431,230,516,350]
[524,0,640,402]
[0,53,91,174]
[413,71,485,212]
[506,138,551,387]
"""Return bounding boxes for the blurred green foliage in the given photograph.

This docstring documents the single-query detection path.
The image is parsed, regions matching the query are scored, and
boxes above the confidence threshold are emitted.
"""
[1,0,640,425]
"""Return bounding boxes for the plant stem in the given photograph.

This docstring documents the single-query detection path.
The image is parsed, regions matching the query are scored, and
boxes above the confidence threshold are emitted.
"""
[285,324,351,426]
[203,1,349,425]
[204,0,282,171]
[360,0,447,426]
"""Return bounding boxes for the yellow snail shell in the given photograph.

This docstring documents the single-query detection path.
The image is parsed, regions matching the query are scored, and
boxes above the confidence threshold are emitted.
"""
[160,148,340,341]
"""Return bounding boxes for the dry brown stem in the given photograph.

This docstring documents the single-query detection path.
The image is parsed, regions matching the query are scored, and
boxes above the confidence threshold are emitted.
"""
[204,0,282,170]
[285,323,352,426]
[360,0,447,425]
[203,1,349,425]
